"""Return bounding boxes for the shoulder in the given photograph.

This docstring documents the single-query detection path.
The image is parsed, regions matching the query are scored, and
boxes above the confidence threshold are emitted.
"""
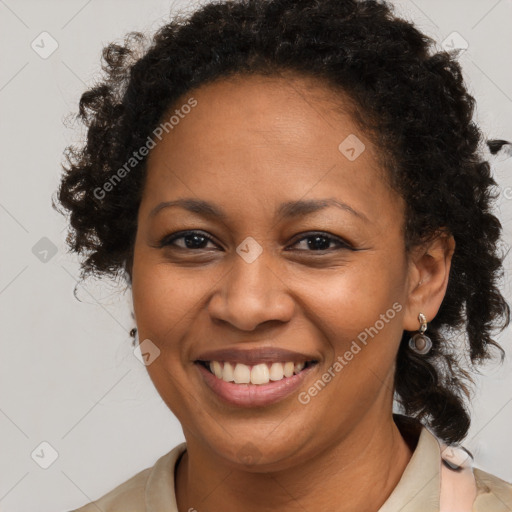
[68,443,186,512]
[473,467,512,511]
[69,465,151,512]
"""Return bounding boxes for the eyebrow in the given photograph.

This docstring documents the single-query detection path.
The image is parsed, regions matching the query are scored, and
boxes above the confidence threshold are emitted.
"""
[149,197,369,223]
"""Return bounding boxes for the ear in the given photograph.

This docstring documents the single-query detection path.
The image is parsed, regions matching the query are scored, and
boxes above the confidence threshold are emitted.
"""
[402,230,455,332]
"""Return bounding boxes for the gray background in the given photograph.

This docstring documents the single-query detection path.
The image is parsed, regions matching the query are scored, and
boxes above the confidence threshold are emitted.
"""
[0,0,511,511]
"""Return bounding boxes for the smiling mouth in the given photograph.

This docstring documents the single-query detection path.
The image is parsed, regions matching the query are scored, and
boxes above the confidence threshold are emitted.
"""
[195,360,318,385]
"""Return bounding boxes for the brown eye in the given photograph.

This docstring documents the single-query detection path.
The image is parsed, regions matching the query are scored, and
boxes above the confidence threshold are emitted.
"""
[159,230,219,250]
[288,232,354,252]
[157,230,354,253]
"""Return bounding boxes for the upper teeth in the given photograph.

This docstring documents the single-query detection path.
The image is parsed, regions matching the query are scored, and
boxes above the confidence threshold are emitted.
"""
[208,361,307,385]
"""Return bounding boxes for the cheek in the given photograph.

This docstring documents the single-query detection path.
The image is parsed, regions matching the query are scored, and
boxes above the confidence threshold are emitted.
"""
[130,253,204,415]
[132,264,199,337]
[131,246,224,354]
[297,255,405,335]
[295,255,406,387]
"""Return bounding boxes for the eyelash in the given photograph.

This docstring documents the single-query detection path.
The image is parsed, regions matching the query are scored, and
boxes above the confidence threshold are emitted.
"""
[158,230,354,253]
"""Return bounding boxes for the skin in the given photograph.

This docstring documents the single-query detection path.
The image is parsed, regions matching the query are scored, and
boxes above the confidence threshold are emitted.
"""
[130,72,455,512]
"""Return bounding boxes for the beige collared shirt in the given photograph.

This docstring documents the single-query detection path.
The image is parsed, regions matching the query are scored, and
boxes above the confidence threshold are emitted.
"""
[70,419,512,512]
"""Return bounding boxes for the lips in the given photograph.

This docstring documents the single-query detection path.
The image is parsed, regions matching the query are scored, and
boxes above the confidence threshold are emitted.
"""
[195,361,317,407]
[194,346,318,365]
[193,346,320,407]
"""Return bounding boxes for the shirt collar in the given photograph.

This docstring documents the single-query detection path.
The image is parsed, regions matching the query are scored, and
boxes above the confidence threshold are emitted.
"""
[145,441,185,512]
[144,415,442,512]
[378,414,442,512]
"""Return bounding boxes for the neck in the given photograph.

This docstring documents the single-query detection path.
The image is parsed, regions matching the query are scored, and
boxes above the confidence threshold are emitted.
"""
[175,412,416,512]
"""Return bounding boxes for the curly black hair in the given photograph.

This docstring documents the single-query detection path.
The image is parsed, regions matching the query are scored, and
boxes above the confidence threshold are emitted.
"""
[53,0,510,444]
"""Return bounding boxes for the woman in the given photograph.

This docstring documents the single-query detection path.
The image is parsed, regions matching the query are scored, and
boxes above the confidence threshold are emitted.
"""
[54,0,512,510]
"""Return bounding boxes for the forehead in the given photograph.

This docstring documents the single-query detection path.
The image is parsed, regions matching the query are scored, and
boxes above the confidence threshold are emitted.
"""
[141,73,402,228]
[170,72,364,153]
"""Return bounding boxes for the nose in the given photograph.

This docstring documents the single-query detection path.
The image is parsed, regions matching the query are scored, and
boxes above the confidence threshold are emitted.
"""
[207,249,295,332]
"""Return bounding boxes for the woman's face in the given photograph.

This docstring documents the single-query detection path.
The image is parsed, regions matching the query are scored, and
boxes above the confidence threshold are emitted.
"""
[131,73,421,469]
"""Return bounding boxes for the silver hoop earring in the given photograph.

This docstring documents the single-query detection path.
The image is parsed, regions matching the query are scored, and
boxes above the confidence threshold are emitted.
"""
[408,313,432,355]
